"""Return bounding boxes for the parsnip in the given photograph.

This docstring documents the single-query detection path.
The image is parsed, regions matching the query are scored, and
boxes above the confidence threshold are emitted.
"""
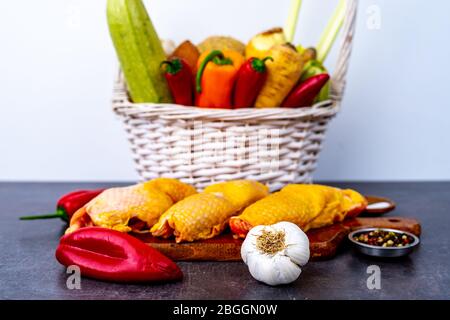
[245,28,286,60]
[254,44,304,108]
[300,47,317,64]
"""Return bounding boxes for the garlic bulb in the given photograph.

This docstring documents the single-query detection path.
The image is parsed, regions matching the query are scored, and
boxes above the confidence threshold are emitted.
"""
[241,221,310,286]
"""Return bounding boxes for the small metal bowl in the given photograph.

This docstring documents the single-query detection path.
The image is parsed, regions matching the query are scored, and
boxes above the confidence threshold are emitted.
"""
[348,228,420,258]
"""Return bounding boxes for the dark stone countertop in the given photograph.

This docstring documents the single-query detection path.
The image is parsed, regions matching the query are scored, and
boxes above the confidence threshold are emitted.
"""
[0,182,448,300]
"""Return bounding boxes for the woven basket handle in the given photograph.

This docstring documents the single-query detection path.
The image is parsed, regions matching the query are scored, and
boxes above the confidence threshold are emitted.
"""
[331,0,358,105]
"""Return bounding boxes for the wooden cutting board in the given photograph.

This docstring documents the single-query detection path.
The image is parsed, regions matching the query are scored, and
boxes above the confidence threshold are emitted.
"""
[134,216,421,261]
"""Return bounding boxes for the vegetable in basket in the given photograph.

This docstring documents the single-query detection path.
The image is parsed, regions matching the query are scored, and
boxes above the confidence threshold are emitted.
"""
[245,27,286,60]
[56,227,183,283]
[161,39,176,56]
[254,44,304,108]
[281,73,330,108]
[284,0,303,43]
[20,189,104,222]
[298,46,317,64]
[316,0,347,63]
[170,40,200,75]
[300,59,330,102]
[161,58,194,106]
[233,56,272,108]
[107,0,172,103]
[195,50,244,108]
[198,36,245,55]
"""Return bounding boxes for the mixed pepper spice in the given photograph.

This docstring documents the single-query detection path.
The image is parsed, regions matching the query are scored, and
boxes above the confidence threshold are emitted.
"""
[353,229,414,247]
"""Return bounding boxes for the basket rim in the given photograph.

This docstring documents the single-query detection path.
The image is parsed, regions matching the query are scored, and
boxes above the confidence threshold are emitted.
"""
[113,97,339,121]
[113,72,340,121]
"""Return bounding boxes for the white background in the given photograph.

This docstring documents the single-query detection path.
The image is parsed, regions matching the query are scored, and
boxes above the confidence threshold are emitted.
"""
[0,0,448,182]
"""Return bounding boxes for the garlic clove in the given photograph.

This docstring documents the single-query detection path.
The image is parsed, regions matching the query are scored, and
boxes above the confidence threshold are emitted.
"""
[282,224,310,266]
[270,254,302,286]
[247,252,301,286]
[241,243,260,265]
[285,235,310,266]
[245,250,271,282]
[285,243,310,266]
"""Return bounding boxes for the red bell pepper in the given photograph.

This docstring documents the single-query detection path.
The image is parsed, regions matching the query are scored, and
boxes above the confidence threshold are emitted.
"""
[20,189,104,222]
[233,57,272,108]
[281,73,330,108]
[55,227,183,283]
[161,58,194,106]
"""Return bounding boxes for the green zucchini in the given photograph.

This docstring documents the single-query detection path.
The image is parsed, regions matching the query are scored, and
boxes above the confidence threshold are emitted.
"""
[107,0,172,103]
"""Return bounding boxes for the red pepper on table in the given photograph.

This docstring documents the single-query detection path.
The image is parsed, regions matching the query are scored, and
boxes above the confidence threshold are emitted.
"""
[161,58,194,106]
[281,73,330,108]
[20,189,104,222]
[233,56,272,108]
[55,227,183,283]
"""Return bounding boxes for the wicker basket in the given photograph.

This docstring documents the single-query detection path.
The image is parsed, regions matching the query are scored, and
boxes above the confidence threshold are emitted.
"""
[112,0,357,191]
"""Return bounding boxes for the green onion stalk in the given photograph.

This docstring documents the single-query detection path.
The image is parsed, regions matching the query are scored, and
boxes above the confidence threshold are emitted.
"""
[316,0,347,63]
[284,0,303,43]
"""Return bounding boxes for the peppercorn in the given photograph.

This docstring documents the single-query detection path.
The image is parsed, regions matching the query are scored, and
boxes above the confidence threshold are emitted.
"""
[353,229,414,247]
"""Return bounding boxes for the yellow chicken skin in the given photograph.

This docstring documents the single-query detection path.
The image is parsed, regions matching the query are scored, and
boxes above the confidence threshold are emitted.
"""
[146,178,197,203]
[229,184,367,238]
[203,180,269,210]
[281,184,347,230]
[151,193,235,243]
[151,180,269,242]
[66,178,196,234]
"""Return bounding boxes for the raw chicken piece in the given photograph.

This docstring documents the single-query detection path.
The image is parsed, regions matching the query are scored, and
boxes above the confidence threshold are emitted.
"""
[65,178,196,234]
[203,179,269,210]
[281,184,346,229]
[151,193,235,242]
[151,180,269,242]
[229,184,367,238]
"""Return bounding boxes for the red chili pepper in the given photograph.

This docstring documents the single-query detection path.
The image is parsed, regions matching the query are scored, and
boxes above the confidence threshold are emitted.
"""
[233,57,272,108]
[281,73,330,108]
[161,58,194,106]
[20,189,104,222]
[55,227,183,283]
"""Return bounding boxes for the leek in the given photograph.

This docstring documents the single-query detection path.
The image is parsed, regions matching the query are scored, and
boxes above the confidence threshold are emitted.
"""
[284,0,303,43]
[316,0,346,63]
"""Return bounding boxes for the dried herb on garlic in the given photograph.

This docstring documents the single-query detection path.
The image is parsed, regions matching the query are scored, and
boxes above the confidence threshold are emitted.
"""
[241,222,310,286]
